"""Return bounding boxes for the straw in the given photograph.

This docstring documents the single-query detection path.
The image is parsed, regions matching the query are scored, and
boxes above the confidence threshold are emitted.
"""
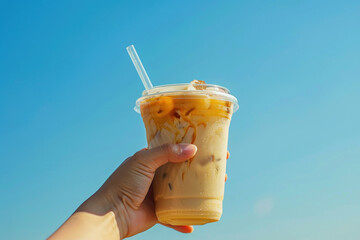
[126,45,153,90]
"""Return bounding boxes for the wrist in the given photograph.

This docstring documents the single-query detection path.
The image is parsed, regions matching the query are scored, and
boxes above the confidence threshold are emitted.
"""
[70,190,127,240]
[75,190,129,240]
[49,192,124,240]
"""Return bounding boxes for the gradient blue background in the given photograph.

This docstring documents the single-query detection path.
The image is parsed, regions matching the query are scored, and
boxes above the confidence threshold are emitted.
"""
[1,1,359,239]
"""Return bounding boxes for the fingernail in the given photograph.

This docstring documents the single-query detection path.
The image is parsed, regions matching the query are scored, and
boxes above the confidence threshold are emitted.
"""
[175,144,197,155]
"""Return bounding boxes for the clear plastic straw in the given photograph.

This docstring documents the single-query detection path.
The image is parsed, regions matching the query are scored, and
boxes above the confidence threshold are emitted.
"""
[126,45,153,90]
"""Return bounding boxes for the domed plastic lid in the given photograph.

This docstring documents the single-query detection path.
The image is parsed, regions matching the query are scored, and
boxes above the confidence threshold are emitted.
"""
[134,82,239,114]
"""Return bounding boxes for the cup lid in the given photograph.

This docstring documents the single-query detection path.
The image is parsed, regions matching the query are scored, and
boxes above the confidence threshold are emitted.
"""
[134,83,239,113]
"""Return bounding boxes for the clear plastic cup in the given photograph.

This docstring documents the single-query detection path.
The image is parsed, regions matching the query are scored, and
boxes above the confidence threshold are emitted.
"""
[135,83,238,225]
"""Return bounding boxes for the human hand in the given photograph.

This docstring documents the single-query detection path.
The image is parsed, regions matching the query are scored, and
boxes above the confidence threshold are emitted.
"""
[96,143,198,238]
[49,144,229,240]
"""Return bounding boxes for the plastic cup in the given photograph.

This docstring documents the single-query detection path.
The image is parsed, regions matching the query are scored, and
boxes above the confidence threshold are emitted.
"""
[135,82,238,225]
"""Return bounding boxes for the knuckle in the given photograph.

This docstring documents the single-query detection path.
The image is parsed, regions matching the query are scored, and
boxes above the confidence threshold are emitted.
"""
[132,148,146,160]
[160,143,176,163]
[160,143,173,154]
[130,153,156,174]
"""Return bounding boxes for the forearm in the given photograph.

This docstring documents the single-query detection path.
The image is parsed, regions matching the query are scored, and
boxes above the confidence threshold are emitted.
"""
[48,193,126,240]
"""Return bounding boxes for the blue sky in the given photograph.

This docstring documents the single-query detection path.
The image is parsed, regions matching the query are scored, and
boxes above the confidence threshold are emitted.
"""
[1,0,360,239]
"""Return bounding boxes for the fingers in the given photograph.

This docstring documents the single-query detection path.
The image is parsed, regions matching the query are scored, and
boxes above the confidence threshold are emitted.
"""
[161,223,194,234]
[132,143,197,173]
[225,151,230,181]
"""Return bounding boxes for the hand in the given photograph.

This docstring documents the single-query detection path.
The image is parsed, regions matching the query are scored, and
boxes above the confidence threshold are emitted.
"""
[49,144,230,240]
[97,143,198,238]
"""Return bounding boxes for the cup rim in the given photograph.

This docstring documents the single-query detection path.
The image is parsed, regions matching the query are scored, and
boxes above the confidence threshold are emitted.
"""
[134,83,239,114]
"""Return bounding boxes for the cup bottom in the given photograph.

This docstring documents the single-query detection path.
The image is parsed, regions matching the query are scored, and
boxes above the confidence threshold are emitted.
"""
[157,210,221,225]
[155,198,223,226]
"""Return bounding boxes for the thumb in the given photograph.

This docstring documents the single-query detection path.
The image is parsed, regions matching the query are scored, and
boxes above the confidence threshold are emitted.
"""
[131,143,197,174]
[109,143,197,209]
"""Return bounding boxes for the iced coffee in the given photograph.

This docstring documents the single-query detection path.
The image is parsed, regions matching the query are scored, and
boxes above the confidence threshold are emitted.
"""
[135,81,238,226]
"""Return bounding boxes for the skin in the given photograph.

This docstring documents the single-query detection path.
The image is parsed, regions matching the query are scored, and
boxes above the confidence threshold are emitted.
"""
[48,143,229,240]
